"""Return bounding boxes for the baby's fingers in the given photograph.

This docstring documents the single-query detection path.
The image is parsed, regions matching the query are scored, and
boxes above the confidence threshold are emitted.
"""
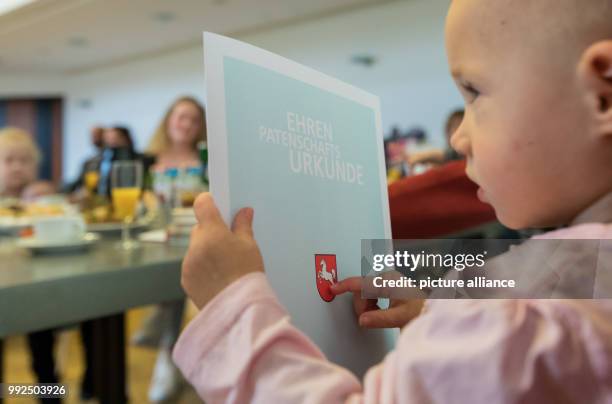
[193,193,227,231]
[359,300,423,329]
[331,276,363,295]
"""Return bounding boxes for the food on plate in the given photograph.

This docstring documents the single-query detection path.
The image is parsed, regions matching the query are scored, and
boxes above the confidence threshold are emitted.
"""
[0,202,65,218]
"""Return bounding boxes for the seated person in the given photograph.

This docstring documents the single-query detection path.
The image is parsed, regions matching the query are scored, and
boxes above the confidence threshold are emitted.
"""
[407,109,465,168]
[0,128,61,404]
[0,127,54,200]
[65,125,105,194]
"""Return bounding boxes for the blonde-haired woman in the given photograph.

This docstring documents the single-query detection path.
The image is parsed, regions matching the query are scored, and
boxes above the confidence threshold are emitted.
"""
[147,96,206,170]
[135,96,206,402]
[0,127,54,199]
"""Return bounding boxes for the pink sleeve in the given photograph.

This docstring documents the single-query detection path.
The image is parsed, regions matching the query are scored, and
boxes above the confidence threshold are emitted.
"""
[172,272,364,403]
[173,273,612,404]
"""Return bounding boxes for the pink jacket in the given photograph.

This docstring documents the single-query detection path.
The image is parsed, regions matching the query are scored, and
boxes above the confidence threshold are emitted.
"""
[174,221,612,403]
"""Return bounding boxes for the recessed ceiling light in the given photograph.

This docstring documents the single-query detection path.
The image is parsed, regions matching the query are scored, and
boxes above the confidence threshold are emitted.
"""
[67,36,89,48]
[152,11,176,23]
[350,54,378,67]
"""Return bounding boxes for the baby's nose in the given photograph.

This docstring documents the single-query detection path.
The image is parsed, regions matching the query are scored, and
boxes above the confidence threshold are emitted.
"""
[450,129,470,157]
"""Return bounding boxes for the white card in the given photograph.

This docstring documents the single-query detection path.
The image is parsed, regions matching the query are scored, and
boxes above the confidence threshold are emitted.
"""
[204,32,397,377]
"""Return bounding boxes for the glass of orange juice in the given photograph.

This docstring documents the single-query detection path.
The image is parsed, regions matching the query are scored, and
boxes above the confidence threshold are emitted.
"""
[111,160,143,249]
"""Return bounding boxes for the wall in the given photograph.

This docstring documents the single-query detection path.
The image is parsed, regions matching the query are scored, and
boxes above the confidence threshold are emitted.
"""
[0,74,66,98]
[2,0,464,181]
[63,47,205,180]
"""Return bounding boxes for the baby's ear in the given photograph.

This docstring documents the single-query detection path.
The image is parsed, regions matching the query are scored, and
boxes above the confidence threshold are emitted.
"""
[578,40,612,137]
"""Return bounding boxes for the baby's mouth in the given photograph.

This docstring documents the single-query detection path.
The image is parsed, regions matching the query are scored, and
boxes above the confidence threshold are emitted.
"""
[465,165,488,203]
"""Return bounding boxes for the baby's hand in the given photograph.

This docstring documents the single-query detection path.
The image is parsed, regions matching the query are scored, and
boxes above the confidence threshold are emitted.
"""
[181,193,265,309]
[331,277,424,329]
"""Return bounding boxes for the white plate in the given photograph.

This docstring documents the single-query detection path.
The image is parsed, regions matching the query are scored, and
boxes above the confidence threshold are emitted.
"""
[171,208,197,226]
[17,233,101,254]
[0,217,31,235]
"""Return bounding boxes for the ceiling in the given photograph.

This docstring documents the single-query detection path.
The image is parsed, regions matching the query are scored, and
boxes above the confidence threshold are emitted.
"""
[0,0,389,74]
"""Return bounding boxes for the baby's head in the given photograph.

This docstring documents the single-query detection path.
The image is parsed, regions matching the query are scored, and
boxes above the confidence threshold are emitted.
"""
[447,0,612,229]
[0,128,41,197]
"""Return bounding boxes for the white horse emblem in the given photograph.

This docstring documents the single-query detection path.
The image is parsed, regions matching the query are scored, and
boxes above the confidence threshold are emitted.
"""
[318,259,337,284]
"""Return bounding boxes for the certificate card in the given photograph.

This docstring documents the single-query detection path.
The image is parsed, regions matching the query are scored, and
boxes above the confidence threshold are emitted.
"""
[203,32,395,376]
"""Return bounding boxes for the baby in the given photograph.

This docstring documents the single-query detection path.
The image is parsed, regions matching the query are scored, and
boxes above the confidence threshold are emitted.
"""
[172,0,612,403]
[447,0,612,230]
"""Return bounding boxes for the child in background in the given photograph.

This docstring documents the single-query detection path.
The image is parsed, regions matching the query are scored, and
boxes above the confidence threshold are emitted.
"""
[132,96,206,403]
[0,128,60,404]
[0,128,54,200]
[172,0,612,403]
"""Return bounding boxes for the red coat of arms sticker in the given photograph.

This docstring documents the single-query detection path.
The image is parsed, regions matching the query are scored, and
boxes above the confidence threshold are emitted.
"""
[314,254,338,302]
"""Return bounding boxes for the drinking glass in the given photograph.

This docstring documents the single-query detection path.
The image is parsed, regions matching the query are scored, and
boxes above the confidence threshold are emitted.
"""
[111,160,143,249]
[83,159,100,194]
[84,170,99,193]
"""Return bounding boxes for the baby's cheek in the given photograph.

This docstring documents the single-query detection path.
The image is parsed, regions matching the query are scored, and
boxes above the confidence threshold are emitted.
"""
[478,144,525,199]
[474,139,510,178]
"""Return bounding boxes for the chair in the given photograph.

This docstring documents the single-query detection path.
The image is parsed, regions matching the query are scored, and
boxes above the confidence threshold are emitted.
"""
[389,160,497,239]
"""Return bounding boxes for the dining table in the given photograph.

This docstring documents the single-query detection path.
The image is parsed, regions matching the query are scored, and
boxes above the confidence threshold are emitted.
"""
[0,234,187,404]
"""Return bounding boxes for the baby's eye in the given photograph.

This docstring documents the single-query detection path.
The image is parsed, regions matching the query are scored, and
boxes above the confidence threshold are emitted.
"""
[461,82,480,103]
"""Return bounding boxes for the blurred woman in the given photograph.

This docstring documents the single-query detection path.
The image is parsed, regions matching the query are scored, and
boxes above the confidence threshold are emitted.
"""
[147,97,205,170]
[135,96,206,402]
